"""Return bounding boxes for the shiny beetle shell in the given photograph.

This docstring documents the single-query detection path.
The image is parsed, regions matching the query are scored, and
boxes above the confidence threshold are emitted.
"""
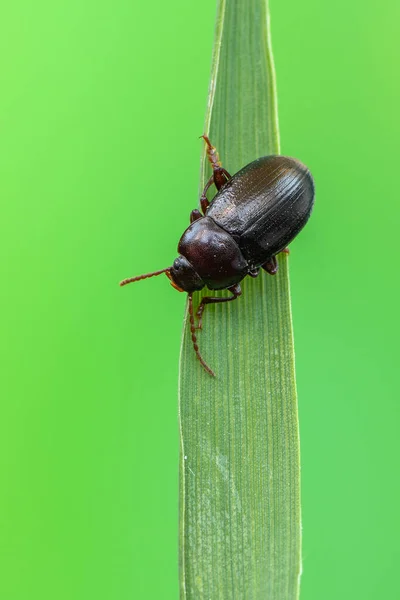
[206,155,315,268]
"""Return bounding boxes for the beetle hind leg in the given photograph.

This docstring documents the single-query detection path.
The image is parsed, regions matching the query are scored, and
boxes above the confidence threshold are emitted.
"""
[199,135,232,213]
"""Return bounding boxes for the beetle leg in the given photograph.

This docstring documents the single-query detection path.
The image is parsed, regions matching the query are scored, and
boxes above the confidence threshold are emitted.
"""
[262,256,279,275]
[199,170,231,213]
[195,283,242,330]
[188,293,215,377]
[213,167,231,191]
[248,267,260,278]
[201,134,232,194]
[199,175,214,214]
[190,209,203,223]
[262,248,289,273]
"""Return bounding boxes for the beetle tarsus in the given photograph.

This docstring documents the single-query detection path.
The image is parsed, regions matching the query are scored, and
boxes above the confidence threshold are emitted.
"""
[201,134,221,168]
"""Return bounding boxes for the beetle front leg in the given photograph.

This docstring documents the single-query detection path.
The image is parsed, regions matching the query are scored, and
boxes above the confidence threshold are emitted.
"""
[188,293,215,377]
[195,283,242,330]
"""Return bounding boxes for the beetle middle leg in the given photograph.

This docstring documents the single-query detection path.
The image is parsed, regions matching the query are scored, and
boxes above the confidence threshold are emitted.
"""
[262,256,279,275]
[261,249,289,275]
[195,283,242,330]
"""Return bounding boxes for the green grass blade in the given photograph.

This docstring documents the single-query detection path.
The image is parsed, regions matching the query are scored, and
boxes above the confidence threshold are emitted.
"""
[179,0,301,598]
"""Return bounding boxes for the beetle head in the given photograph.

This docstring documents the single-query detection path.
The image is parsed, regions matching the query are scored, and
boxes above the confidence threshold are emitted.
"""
[119,257,204,293]
[168,256,205,293]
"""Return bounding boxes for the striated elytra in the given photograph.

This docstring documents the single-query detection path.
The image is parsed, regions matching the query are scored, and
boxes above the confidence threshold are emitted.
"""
[120,136,315,376]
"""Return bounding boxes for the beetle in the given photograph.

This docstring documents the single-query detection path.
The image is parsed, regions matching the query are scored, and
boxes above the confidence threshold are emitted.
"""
[121,136,315,376]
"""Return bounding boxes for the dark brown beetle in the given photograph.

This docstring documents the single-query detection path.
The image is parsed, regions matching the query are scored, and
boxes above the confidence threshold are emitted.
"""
[121,136,314,376]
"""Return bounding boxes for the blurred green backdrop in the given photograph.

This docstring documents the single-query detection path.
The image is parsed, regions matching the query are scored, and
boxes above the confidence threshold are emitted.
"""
[1,0,399,598]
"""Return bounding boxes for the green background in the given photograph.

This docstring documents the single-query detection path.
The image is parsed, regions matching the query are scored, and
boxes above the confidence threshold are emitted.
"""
[1,0,399,598]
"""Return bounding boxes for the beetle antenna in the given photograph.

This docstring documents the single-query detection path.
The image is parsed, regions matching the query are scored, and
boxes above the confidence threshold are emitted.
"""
[120,267,172,287]
[188,293,215,377]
